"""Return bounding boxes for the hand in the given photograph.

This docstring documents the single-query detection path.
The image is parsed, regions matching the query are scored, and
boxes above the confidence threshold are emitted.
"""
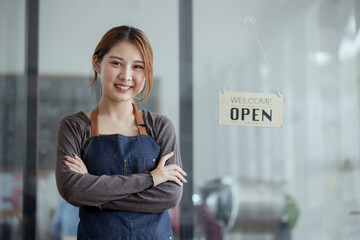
[150,152,187,187]
[64,153,88,174]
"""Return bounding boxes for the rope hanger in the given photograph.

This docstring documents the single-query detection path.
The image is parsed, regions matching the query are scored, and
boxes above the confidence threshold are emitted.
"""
[222,16,282,97]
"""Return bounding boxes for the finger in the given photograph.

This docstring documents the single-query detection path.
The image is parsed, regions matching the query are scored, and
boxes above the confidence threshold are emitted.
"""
[67,165,77,173]
[65,161,81,172]
[65,155,76,163]
[170,176,183,186]
[70,154,88,174]
[73,154,86,168]
[174,171,187,183]
[64,161,83,174]
[172,165,187,176]
[158,151,174,167]
[66,156,84,168]
[65,156,82,168]
[167,164,187,176]
[72,154,84,165]
[73,153,82,162]
[70,161,86,174]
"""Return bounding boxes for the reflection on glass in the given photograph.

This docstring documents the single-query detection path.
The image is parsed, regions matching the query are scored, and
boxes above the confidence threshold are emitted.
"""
[38,1,179,239]
[50,200,79,240]
[194,176,299,239]
[36,76,97,240]
[0,0,25,239]
[194,0,360,239]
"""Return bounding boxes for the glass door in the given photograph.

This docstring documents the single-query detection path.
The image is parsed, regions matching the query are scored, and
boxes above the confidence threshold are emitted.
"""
[0,1,26,239]
[37,1,180,239]
[193,0,360,239]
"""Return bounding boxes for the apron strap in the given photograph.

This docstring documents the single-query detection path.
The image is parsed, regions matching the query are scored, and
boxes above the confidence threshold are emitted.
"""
[90,107,99,137]
[90,103,148,137]
[132,103,148,136]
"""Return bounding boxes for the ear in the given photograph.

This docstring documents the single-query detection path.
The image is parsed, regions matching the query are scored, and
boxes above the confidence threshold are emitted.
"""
[92,55,100,73]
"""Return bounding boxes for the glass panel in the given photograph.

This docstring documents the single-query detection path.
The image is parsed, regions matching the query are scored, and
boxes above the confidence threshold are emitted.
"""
[194,0,360,239]
[38,1,179,239]
[0,1,26,239]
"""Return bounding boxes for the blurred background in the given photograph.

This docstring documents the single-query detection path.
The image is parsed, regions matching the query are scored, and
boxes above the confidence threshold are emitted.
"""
[1,0,360,239]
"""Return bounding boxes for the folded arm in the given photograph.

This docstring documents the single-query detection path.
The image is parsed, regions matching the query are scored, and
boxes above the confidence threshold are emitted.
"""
[56,117,154,207]
[99,147,183,213]
[97,114,185,212]
[57,113,185,212]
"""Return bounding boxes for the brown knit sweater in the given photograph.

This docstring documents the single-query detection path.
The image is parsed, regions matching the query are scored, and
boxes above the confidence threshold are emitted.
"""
[56,110,183,213]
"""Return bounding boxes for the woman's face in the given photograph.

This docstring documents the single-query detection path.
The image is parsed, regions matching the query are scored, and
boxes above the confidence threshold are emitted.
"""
[95,41,145,103]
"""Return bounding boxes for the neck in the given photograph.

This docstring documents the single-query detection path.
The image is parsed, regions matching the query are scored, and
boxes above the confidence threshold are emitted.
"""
[97,97,134,120]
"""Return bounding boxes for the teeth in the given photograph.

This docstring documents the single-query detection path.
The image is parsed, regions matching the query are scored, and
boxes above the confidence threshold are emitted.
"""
[115,85,131,90]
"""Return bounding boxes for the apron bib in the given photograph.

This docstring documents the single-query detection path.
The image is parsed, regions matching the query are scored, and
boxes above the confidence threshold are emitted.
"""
[77,104,173,240]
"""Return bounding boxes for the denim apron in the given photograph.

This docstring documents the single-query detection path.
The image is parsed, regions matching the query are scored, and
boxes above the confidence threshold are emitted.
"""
[77,104,173,240]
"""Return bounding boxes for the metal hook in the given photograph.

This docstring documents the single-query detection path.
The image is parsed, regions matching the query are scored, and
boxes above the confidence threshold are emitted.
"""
[244,15,256,24]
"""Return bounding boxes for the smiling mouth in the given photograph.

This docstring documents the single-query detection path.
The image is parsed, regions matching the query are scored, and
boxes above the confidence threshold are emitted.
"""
[115,84,133,90]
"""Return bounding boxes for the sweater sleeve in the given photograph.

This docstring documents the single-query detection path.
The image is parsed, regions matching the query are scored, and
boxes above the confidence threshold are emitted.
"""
[56,116,154,207]
[98,114,183,213]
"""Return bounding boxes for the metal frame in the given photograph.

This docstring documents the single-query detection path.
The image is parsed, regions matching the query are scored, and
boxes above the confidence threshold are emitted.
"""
[179,0,194,239]
[23,0,39,239]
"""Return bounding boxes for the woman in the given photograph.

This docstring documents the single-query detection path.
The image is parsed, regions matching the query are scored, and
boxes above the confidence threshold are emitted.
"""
[56,26,186,240]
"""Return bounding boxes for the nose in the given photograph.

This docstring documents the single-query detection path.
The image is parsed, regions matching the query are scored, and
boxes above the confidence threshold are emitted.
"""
[120,65,132,81]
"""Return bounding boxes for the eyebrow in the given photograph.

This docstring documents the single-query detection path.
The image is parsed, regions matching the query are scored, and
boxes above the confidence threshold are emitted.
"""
[109,56,144,64]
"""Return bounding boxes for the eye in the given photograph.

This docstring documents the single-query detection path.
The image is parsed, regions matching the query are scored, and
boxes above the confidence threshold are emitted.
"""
[134,65,144,70]
[111,61,121,66]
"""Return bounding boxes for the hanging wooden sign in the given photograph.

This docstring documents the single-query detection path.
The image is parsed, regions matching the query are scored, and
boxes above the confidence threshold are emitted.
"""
[218,91,283,127]
[218,17,284,128]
